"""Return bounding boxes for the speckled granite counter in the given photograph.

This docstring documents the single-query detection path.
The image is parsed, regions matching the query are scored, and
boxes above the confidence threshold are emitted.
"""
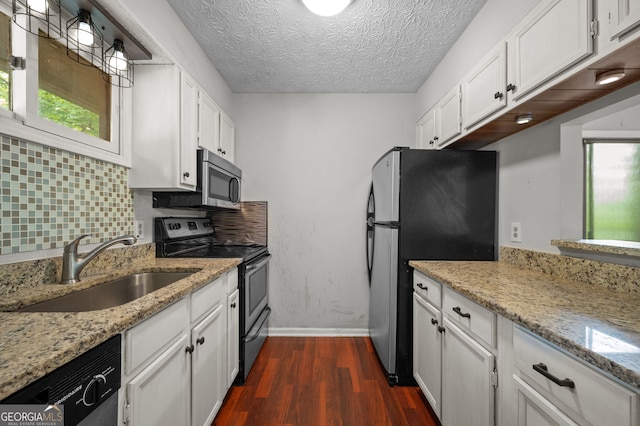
[410,260,640,391]
[0,257,240,400]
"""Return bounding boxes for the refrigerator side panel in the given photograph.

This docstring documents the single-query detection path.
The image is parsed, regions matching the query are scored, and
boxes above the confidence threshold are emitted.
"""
[368,225,398,380]
[372,150,401,223]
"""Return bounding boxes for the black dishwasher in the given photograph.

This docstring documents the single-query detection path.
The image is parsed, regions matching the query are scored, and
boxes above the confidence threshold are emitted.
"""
[2,334,121,426]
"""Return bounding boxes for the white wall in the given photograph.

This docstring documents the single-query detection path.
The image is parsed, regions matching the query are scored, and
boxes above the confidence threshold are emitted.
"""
[233,94,415,333]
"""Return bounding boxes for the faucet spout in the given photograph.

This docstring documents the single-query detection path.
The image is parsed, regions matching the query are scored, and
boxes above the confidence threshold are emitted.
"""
[61,234,137,284]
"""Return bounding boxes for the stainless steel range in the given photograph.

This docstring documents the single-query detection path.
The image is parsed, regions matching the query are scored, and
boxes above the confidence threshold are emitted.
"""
[155,217,271,384]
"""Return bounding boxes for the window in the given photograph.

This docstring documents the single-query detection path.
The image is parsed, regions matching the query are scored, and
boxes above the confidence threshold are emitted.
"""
[38,34,111,140]
[584,140,640,242]
[0,9,11,111]
[0,0,130,166]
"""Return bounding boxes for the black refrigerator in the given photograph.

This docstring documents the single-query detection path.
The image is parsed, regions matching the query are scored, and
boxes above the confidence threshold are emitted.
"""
[366,147,497,386]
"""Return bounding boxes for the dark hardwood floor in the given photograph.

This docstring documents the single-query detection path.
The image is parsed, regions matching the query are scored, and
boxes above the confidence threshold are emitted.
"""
[213,336,439,426]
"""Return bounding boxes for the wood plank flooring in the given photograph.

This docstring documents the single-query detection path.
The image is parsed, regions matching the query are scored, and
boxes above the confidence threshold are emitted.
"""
[213,336,440,426]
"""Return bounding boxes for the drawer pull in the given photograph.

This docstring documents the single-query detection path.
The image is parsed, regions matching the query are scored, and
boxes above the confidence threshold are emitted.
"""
[416,283,427,290]
[431,318,438,326]
[185,344,195,354]
[437,326,445,333]
[533,363,575,389]
[196,337,205,345]
[452,306,471,318]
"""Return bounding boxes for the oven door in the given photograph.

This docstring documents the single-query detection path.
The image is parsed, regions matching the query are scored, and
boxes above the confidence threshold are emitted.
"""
[244,253,271,334]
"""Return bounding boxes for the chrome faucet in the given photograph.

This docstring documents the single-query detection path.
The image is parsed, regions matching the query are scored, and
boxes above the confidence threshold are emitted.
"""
[61,234,137,284]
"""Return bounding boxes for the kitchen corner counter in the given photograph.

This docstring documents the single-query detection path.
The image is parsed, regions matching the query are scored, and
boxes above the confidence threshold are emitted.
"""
[0,257,240,401]
[410,260,640,390]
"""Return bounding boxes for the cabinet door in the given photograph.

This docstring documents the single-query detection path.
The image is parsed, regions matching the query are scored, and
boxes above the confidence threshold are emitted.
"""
[463,43,507,129]
[513,376,579,426]
[413,293,442,418]
[227,288,240,388]
[509,0,593,101]
[127,334,190,426]
[197,91,221,155]
[220,111,235,163]
[191,304,225,426]
[436,85,461,148]
[441,318,495,426]
[609,0,640,38]
[417,108,437,150]
[180,73,199,188]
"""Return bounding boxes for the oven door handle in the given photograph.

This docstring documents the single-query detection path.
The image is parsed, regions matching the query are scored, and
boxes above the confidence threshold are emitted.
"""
[246,254,272,273]
[245,307,271,343]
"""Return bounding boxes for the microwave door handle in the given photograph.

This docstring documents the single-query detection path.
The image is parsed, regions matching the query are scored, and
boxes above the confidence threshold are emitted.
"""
[229,177,240,203]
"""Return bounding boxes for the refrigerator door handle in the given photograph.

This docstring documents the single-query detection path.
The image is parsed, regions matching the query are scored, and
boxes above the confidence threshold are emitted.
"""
[366,185,375,284]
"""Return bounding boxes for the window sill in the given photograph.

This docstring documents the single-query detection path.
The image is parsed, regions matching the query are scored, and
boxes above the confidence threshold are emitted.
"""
[551,239,640,267]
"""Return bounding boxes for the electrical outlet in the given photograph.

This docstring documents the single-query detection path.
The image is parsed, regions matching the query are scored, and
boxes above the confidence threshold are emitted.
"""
[135,220,144,240]
[510,222,522,243]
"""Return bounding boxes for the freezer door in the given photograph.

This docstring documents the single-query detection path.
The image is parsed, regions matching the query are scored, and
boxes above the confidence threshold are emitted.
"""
[371,149,400,223]
[368,225,398,377]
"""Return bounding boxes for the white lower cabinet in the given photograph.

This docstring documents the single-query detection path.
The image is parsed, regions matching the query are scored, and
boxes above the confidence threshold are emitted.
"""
[126,334,191,426]
[191,304,225,426]
[413,292,442,416]
[512,326,639,426]
[121,271,238,426]
[227,288,240,387]
[441,318,496,426]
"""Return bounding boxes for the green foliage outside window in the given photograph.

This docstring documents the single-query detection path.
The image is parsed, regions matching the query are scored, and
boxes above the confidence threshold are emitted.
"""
[585,141,640,242]
[0,70,8,109]
[38,89,100,138]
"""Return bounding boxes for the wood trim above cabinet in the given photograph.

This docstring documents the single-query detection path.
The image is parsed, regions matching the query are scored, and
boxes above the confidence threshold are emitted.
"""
[451,36,640,150]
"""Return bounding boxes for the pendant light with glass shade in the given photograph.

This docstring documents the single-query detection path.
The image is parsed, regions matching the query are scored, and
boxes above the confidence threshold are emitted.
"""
[104,39,134,88]
[12,0,62,39]
[66,9,103,68]
[302,0,352,16]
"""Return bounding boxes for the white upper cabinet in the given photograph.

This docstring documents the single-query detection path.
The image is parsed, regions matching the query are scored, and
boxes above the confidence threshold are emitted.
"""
[416,108,437,150]
[507,0,594,101]
[436,85,462,148]
[462,43,507,130]
[197,91,221,155]
[219,111,236,163]
[130,64,197,190]
[609,0,640,39]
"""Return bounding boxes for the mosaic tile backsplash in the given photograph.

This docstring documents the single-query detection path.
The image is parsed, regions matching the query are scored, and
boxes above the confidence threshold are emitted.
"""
[1,136,135,254]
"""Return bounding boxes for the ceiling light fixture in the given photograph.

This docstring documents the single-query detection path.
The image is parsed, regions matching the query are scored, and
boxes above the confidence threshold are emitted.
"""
[302,0,352,16]
[595,69,626,85]
[12,0,61,39]
[103,39,134,88]
[515,113,533,125]
[66,9,103,68]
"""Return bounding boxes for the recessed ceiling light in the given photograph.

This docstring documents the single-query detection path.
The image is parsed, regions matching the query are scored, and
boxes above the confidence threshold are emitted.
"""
[595,69,626,85]
[302,0,352,16]
[515,113,533,125]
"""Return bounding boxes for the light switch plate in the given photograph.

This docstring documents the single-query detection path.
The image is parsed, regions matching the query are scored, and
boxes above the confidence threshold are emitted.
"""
[135,220,144,239]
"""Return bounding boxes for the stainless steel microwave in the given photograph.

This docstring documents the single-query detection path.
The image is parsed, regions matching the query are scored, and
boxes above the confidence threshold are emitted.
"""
[153,149,242,210]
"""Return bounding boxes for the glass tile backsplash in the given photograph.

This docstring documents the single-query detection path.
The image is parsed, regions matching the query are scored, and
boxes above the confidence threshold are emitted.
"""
[1,136,134,254]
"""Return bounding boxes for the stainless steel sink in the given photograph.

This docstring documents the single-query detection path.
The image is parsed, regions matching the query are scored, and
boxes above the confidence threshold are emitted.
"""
[19,272,193,312]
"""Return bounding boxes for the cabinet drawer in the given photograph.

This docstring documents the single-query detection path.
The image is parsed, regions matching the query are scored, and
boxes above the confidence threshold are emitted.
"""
[443,287,496,348]
[191,276,225,325]
[125,297,188,374]
[413,271,442,308]
[513,326,639,426]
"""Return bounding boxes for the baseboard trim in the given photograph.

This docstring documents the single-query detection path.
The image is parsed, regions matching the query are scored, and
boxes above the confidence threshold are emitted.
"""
[268,327,369,337]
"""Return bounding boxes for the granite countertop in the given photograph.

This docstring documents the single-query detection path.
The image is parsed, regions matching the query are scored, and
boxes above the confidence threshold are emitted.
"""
[0,257,240,400]
[410,260,640,390]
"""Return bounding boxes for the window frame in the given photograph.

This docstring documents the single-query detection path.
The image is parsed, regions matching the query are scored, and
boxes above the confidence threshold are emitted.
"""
[0,0,131,167]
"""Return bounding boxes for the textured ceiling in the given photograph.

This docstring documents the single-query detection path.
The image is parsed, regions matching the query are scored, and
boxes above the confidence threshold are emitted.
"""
[165,0,487,93]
